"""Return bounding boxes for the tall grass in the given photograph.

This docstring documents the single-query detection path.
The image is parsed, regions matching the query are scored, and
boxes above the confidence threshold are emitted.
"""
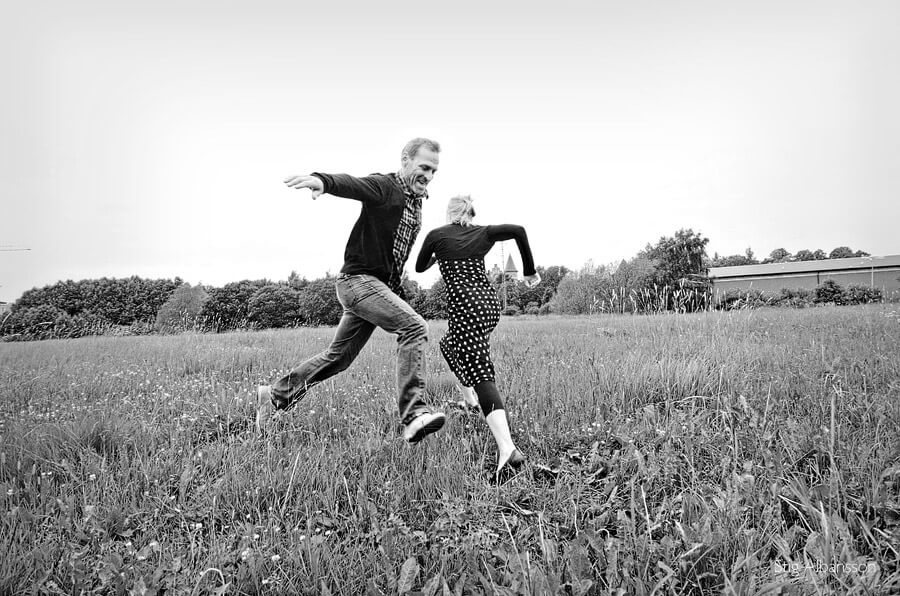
[1,305,899,594]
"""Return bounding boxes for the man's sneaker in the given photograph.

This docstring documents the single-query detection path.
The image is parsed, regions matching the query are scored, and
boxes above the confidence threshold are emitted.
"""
[402,410,446,444]
[255,385,276,433]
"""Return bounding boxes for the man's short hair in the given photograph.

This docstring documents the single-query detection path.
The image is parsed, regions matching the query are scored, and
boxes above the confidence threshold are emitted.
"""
[402,138,441,159]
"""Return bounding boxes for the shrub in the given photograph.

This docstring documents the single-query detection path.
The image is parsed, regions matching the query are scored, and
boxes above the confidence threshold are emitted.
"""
[845,284,882,305]
[69,311,113,337]
[715,289,771,311]
[771,287,813,308]
[814,280,846,305]
[502,305,521,316]
[1,305,72,340]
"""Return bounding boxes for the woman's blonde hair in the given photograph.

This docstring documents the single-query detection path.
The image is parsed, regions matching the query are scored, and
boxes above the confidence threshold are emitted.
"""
[446,194,475,226]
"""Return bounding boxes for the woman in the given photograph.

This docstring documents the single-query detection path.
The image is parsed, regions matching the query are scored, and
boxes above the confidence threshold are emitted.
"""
[415,195,540,478]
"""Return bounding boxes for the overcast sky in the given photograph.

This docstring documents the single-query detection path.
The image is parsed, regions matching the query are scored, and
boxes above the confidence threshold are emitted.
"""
[2,1,898,302]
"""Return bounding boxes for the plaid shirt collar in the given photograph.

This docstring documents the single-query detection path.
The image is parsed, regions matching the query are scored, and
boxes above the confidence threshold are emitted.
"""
[388,173,425,293]
[394,172,428,201]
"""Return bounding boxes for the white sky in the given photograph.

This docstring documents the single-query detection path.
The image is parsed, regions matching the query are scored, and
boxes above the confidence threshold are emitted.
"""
[2,0,898,302]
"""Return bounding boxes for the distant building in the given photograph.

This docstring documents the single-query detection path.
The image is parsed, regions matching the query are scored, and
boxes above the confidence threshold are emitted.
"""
[0,302,10,316]
[709,254,900,298]
[505,255,519,279]
[489,256,520,280]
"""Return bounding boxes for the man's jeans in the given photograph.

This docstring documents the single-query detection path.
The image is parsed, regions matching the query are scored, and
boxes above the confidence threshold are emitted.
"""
[270,274,428,420]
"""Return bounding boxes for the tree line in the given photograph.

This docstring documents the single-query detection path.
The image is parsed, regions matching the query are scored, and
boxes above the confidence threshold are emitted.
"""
[710,245,870,267]
[0,233,882,341]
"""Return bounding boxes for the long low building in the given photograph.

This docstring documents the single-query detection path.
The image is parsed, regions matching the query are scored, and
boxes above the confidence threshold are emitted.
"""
[708,254,900,299]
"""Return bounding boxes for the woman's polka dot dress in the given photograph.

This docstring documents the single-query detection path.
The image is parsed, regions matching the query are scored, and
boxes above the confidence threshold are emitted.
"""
[438,257,501,386]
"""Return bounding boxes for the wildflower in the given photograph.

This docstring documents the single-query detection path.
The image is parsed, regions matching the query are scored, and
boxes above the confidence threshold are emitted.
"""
[271,554,281,562]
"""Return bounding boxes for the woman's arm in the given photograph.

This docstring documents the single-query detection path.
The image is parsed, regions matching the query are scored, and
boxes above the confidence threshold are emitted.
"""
[486,224,536,276]
[415,232,438,272]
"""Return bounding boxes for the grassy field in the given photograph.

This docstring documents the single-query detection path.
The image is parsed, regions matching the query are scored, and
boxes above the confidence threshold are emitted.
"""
[1,305,899,595]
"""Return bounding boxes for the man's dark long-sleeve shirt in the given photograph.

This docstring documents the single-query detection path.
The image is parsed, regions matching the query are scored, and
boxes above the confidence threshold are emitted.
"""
[312,172,422,292]
[415,224,536,275]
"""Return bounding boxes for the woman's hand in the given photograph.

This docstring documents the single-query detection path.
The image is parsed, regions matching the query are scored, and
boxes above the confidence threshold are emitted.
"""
[524,273,541,288]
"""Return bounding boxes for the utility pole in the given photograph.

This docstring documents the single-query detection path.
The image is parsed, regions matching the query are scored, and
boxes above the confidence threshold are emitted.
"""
[500,242,507,311]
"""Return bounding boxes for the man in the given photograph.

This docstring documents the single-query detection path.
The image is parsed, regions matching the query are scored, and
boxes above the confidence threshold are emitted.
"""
[256,138,445,444]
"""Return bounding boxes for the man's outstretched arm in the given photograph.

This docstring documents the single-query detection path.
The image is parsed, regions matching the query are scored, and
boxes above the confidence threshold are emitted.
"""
[283,175,325,199]
[284,173,385,203]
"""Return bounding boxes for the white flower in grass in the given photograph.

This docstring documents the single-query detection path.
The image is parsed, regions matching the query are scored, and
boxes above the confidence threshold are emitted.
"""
[271,554,280,562]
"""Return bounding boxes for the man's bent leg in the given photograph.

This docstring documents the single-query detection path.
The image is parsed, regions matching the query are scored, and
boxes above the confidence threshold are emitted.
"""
[270,291,375,410]
[346,276,429,420]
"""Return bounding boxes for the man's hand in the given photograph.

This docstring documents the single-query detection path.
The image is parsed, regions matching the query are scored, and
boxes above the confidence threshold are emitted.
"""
[284,175,324,199]
[524,273,542,288]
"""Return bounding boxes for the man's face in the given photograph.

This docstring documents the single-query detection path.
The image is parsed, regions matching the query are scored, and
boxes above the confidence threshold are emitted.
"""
[400,147,439,196]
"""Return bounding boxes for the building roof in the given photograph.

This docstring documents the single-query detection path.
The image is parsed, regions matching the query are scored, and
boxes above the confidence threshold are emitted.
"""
[505,255,518,274]
[709,254,900,279]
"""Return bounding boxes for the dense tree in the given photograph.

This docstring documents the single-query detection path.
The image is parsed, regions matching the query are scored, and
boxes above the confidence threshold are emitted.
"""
[12,276,181,326]
[711,248,759,267]
[400,274,421,303]
[611,258,655,289]
[286,270,309,290]
[829,246,854,259]
[514,265,570,309]
[492,272,522,311]
[414,278,449,319]
[794,249,825,262]
[296,276,343,326]
[154,283,209,333]
[200,279,269,331]
[248,284,303,329]
[828,246,869,259]
[763,248,792,264]
[639,229,710,288]
[547,262,611,315]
